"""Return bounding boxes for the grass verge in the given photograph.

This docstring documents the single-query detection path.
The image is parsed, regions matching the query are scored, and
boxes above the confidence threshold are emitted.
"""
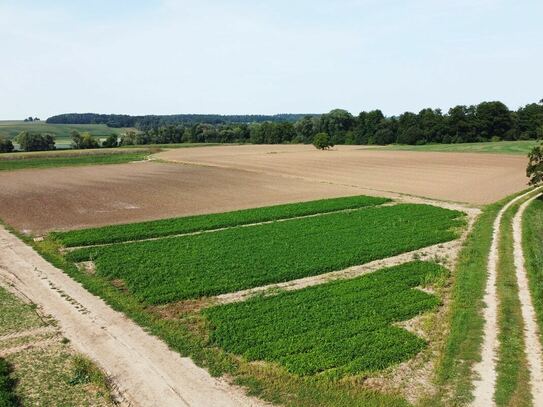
[375,140,538,155]
[0,150,153,171]
[430,189,532,405]
[523,196,543,345]
[0,358,18,407]
[0,285,113,406]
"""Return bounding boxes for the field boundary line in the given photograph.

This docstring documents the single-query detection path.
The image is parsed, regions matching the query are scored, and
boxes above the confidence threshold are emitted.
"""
[513,193,543,405]
[471,188,538,406]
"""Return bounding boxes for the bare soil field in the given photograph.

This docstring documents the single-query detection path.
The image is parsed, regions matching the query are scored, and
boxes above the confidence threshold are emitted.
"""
[156,144,528,204]
[0,144,528,234]
[0,161,360,234]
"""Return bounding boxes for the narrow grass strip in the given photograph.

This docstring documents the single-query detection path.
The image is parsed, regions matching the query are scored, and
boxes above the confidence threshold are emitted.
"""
[0,152,149,171]
[494,198,531,406]
[523,197,543,345]
[52,195,389,247]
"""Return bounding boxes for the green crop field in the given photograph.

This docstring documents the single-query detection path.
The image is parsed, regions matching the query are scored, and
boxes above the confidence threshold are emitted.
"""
[372,140,538,155]
[0,148,154,171]
[53,195,389,246]
[205,261,446,376]
[523,197,543,340]
[68,203,464,303]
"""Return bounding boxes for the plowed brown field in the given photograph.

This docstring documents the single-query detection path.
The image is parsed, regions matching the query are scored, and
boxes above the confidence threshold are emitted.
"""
[156,145,528,204]
[0,144,528,234]
[0,161,361,234]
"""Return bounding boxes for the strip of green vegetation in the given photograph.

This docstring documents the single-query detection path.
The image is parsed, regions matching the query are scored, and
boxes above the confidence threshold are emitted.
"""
[120,142,222,149]
[0,359,18,407]
[68,204,463,303]
[26,226,410,406]
[0,152,149,171]
[53,195,389,247]
[495,198,531,406]
[205,261,446,376]
[431,189,531,406]
[523,196,543,344]
[376,140,538,155]
[0,120,130,140]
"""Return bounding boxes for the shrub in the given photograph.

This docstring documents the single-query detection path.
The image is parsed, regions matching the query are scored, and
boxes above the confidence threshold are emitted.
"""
[15,131,55,151]
[0,136,14,153]
[102,134,118,148]
[527,142,543,186]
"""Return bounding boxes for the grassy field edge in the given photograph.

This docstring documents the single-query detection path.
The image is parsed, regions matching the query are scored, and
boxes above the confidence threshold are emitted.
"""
[430,188,534,406]
[523,196,543,346]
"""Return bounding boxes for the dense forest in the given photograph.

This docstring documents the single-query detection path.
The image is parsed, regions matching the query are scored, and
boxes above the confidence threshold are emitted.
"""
[46,113,309,129]
[46,100,543,146]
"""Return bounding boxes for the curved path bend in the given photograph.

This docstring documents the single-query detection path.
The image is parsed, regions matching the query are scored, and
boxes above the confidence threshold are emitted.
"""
[0,225,266,407]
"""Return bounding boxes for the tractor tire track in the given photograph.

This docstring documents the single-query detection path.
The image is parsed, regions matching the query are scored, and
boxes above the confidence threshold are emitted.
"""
[512,194,543,405]
[471,189,536,406]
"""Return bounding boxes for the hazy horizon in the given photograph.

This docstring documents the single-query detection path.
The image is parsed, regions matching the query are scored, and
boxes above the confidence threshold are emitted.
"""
[1,0,542,120]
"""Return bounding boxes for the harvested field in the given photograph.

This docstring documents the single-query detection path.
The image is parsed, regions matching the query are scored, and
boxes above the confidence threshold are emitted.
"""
[156,144,528,204]
[0,161,363,235]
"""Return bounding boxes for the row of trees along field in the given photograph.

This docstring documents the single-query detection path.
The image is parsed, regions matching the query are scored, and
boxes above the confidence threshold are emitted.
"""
[2,99,542,153]
[44,100,543,146]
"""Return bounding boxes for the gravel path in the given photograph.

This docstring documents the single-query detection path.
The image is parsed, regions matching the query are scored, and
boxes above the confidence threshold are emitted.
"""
[471,189,536,406]
[512,194,543,405]
[0,225,267,407]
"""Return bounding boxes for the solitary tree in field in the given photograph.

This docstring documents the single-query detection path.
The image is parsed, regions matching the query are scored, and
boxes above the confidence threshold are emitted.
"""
[527,142,543,186]
[313,132,334,150]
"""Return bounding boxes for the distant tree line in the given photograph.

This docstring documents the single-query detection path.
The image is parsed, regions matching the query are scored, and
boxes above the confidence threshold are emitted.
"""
[45,100,543,147]
[115,100,543,146]
[46,113,310,129]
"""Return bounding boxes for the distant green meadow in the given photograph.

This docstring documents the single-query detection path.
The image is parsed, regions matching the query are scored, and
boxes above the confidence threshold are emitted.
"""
[0,121,132,149]
[372,140,538,155]
[0,148,155,171]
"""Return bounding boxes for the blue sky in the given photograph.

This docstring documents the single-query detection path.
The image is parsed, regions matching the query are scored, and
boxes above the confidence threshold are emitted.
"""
[1,0,542,119]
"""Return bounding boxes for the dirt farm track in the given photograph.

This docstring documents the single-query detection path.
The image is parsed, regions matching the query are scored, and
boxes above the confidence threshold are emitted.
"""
[0,144,528,234]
